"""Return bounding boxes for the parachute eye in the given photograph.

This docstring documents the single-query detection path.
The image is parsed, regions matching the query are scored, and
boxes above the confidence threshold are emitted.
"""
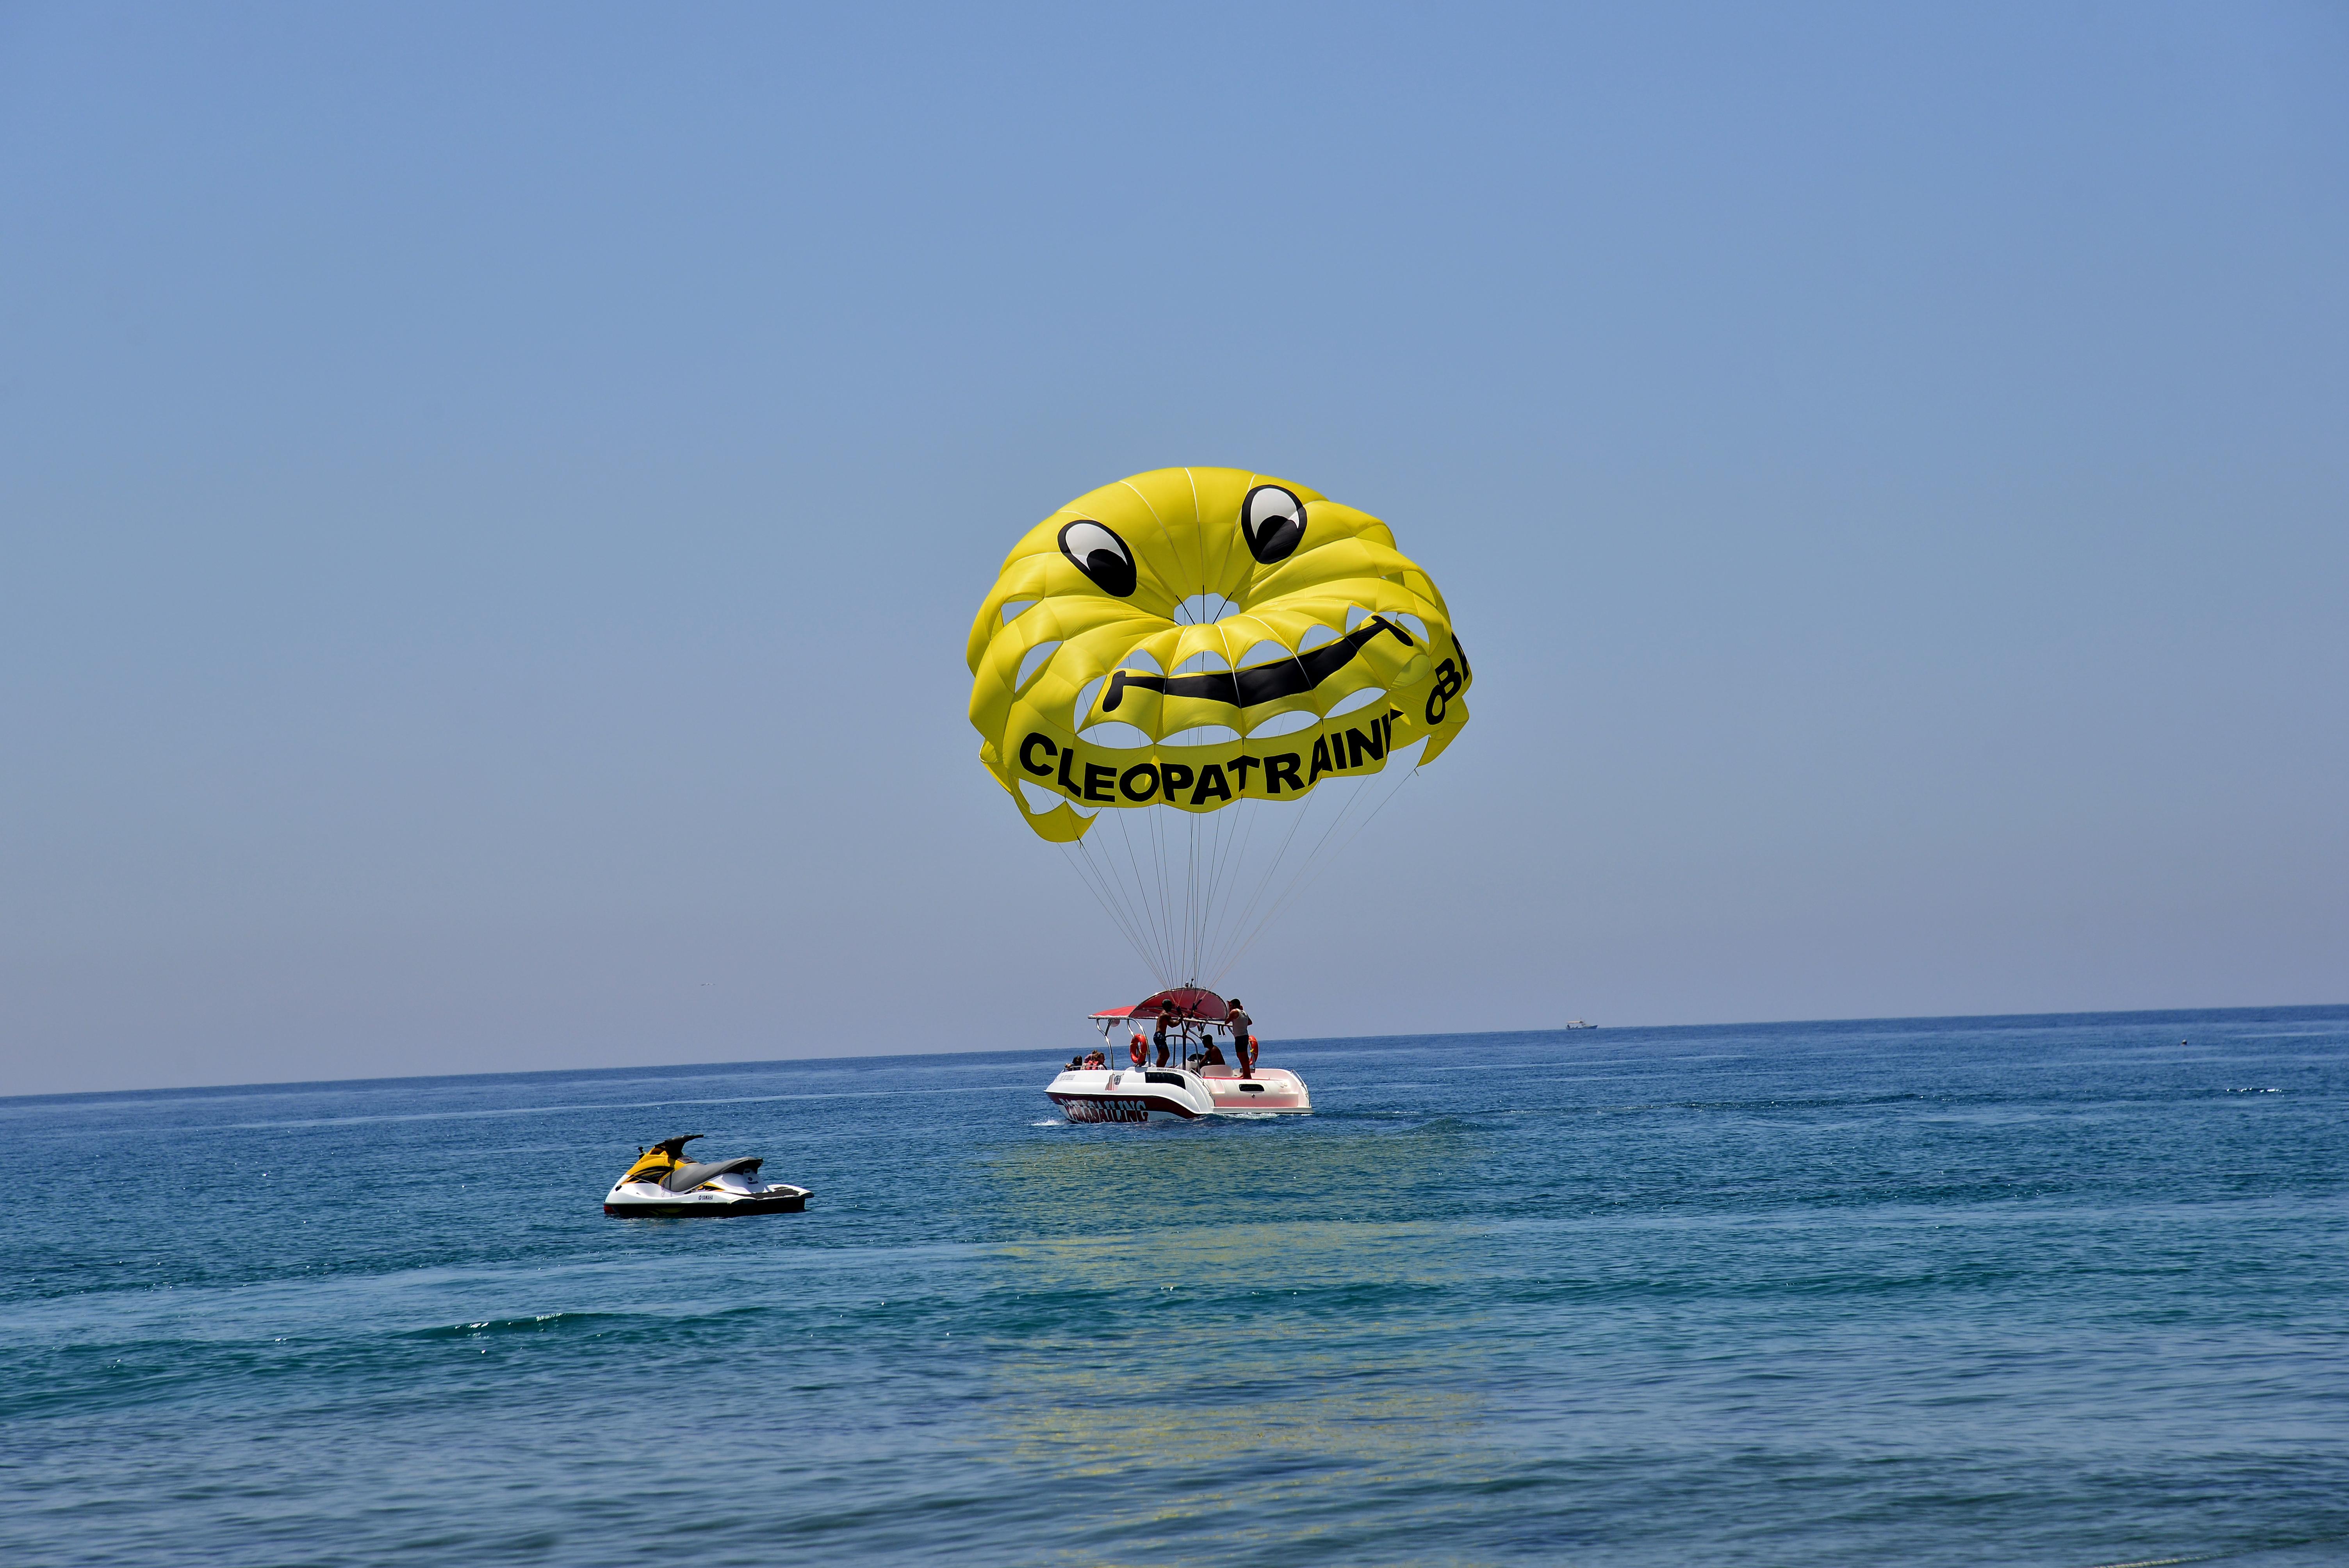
[1240,485,1305,565]
[1058,520,1137,597]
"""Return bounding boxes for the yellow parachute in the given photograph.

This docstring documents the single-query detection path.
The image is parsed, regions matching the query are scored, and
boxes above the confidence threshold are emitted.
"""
[967,467,1472,845]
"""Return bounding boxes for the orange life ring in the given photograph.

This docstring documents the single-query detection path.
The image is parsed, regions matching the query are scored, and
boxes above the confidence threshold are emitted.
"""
[1129,1035,1147,1066]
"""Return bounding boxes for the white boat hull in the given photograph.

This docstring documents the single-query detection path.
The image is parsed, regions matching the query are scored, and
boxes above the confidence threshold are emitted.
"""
[1046,1066,1311,1122]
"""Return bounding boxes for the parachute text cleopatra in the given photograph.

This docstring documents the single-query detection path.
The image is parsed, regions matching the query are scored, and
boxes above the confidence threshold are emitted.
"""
[1021,702,1435,807]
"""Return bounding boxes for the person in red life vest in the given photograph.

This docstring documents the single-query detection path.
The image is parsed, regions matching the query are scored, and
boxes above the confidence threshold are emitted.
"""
[1224,998,1256,1078]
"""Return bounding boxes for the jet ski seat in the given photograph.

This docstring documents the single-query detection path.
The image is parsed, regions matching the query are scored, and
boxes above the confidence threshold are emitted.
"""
[659,1156,765,1193]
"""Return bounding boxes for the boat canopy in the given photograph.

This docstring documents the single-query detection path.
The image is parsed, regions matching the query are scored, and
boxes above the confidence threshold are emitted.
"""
[1089,988,1229,1036]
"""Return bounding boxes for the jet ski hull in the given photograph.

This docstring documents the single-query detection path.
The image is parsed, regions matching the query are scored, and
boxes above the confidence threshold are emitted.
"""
[603,1183,811,1216]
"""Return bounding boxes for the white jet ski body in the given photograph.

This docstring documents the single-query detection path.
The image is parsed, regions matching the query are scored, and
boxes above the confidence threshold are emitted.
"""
[602,1134,811,1216]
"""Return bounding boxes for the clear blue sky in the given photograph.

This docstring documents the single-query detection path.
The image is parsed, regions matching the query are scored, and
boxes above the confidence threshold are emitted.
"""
[3,2,2343,1095]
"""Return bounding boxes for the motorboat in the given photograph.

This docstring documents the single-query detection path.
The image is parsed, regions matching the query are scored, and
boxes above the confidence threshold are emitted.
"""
[603,1134,811,1216]
[1563,1019,1596,1030]
[1045,1063,1314,1122]
[1046,987,1312,1122]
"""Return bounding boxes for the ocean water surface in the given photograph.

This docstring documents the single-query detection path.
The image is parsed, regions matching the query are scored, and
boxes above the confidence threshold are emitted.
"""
[5,1007,2346,1566]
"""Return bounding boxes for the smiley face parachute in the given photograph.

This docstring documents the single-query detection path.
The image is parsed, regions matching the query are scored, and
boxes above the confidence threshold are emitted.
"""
[968,467,1472,987]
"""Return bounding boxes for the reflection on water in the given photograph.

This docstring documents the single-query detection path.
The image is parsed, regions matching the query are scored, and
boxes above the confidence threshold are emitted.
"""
[977,1121,1509,1562]
[983,1114,1483,1236]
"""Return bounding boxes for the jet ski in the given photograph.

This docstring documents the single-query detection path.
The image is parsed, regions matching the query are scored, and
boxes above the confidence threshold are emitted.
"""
[602,1134,811,1216]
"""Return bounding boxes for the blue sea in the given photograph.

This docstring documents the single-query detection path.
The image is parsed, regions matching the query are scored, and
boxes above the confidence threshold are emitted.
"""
[5,1008,2347,1567]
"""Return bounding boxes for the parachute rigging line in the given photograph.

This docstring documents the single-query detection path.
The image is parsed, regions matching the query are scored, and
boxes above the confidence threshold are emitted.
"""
[1209,754,1423,985]
[1057,836,1162,983]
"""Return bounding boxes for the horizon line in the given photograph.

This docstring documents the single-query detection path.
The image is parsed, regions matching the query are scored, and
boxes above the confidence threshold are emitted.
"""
[5,1000,2343,1108]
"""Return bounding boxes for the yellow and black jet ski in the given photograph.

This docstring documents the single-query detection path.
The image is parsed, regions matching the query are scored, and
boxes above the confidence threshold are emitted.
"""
[603,1134,810,1217]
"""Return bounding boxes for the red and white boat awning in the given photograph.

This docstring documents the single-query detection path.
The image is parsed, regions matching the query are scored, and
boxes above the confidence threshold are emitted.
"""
[1089,987,1229,1024]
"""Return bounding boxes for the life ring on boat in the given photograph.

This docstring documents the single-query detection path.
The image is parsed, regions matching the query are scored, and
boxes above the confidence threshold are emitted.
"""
[1129,1035,1147,1066]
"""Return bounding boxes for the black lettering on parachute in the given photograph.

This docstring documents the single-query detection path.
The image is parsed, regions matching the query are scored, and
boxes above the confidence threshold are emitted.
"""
[1017,736,1421,809]
[1424,658,1463,725]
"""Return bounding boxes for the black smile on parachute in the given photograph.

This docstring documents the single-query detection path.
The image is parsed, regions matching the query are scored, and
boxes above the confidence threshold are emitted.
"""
[1096,614,1416,715]
[966,466,1472,844]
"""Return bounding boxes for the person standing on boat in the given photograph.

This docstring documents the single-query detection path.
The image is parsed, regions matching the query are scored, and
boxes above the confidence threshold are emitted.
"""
[1225,998,1256,1078]
[1153,1001,1178,1067]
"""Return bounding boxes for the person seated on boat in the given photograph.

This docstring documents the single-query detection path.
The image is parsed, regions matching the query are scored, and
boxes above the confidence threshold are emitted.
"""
[1083,1048,1107,1070]
[1224,999,1256,1078]
[1197,1036,1228,1067]
[1065,1053,1085,1073]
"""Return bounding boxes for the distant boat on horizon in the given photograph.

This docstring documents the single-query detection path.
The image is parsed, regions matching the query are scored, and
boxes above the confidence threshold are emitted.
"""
[1563,1019,1596,1030]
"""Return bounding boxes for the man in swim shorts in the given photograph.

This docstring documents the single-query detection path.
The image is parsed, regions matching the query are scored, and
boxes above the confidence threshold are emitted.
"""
[1224,999,1255,1078]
